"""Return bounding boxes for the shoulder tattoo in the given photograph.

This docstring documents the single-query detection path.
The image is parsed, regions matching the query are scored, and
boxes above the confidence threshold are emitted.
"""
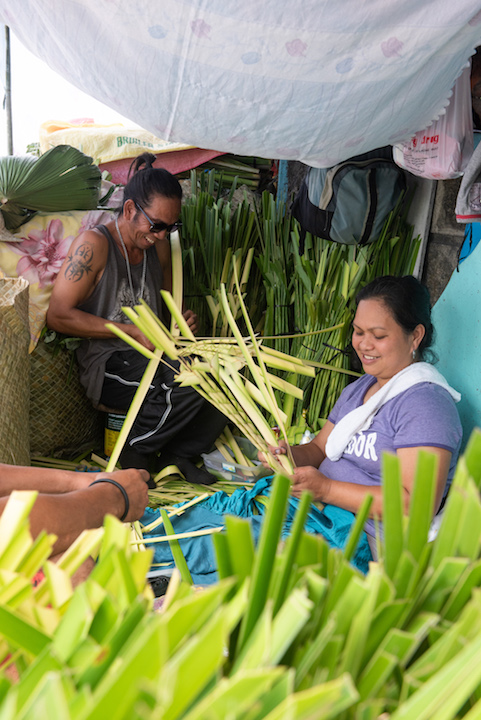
[64,243,95,282]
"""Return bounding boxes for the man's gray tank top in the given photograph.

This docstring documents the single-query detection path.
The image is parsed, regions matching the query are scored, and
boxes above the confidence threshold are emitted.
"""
[76,224,164,405]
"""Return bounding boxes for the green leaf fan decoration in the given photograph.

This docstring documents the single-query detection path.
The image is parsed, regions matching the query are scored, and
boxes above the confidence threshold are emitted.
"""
[0,145,102,230]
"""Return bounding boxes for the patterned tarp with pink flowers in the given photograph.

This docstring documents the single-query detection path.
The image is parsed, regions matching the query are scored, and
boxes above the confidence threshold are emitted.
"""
[0,1,480,167]
[0,210,113,351]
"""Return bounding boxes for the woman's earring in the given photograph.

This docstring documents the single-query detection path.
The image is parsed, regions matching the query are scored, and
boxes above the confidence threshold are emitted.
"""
[412,349,416,360]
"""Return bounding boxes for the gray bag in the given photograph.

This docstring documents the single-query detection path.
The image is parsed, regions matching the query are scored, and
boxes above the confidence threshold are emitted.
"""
[291,148,406,247]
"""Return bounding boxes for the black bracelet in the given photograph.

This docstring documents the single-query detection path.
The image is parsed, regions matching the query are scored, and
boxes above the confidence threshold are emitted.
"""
[89,478,130,522]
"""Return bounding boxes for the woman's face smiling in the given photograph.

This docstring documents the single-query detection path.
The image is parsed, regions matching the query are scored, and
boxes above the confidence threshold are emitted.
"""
[352,298,424,386]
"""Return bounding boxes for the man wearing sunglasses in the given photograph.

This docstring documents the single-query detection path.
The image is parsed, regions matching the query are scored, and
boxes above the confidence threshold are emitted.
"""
[47,153,226,484]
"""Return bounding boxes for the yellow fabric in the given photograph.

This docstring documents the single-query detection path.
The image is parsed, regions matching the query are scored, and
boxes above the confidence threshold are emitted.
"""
[0,209,113,351]
[39,121,194,164]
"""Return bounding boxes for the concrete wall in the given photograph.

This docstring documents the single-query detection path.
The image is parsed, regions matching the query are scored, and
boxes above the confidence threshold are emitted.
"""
[421,178,465,304]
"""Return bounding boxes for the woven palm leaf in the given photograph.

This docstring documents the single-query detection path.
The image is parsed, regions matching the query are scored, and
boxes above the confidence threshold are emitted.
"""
[30,342,103,457]
[0,277,30,465]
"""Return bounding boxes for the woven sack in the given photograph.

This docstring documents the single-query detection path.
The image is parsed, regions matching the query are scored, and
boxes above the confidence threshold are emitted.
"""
[30,342,103,457]
[0,277,30,465]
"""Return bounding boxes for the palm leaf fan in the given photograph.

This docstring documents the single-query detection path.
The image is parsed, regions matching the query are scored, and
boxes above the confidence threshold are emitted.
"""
[0,145,102,230]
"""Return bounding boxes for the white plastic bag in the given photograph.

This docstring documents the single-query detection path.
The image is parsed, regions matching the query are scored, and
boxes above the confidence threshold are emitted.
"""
[393,64,474,179]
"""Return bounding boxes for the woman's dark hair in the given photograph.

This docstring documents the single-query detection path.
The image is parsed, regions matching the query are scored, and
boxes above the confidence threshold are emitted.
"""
[121,152,182,210]
[356,275,436,362]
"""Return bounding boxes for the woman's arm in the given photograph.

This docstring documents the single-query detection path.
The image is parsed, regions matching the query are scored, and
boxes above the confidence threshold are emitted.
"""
[291,445,452,517]
[397,445,452,513]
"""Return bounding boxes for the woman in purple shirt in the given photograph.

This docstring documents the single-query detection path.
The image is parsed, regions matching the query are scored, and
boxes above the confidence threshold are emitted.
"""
[268,275,462,548]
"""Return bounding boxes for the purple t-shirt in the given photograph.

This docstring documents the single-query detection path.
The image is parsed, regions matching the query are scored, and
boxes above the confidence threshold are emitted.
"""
[320,374,462,537]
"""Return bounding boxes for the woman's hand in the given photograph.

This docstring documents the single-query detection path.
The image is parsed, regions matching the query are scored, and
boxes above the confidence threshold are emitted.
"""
[291,465,331,502]
[258,440,289,469]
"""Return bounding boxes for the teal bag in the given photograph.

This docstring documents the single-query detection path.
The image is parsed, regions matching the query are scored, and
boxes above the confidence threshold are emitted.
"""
[291,147,406,247]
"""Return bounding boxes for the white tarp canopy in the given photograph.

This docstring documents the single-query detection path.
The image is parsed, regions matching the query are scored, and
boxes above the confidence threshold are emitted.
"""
[1,1,480,166]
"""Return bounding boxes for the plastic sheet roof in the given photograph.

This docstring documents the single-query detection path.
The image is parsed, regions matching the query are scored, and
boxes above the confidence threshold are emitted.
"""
[1,1,480,166]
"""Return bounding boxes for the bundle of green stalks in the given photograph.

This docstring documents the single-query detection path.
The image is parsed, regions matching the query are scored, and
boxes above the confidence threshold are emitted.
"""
[176,154,272,191]
[181,178,421,433]
[4,431,481,719]
[180,171,265,336]
[256,195,421,430]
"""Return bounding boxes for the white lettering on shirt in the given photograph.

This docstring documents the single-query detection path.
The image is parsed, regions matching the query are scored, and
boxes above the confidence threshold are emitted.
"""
[344,432,378,461]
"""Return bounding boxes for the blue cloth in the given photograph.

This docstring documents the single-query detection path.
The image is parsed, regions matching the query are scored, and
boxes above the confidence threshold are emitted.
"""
[458,224,481,264]
[141,477,371,584]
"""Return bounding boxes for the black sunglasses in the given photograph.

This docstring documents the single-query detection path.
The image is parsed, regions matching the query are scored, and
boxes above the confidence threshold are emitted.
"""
[135,202,182,234]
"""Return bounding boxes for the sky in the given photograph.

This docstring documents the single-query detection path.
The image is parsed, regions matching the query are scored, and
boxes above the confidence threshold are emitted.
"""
[0,31,140,156]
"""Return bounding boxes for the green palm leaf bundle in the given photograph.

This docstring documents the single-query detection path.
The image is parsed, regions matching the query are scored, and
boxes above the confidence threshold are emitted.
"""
[181,172,263,336]
[181,177,421,432]
[259,200,421,430]
[0,145,102,230]
[1,432,481,718]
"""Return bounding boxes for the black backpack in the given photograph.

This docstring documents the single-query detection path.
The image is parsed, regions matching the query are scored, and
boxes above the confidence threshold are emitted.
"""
[291,147,406,248]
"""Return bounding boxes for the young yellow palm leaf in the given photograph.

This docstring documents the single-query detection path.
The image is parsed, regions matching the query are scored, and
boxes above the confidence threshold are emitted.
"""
[103,323,158,361]
[170,229,183,337]
[219,282,290,446]
[161,290,196,341]
[104,350,164,472]
[110,283,310,475]
[230,265,294,467]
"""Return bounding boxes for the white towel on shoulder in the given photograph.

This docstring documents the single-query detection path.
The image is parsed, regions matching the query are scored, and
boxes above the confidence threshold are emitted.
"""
[324,362,461,462]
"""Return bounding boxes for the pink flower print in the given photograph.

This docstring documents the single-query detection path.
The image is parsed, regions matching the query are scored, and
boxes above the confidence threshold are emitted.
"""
[345,136,365,148]
[286,39,307,57]
[191,19,211,39]
[381,37,403,58]
[11,219,74,288]
[227,135,247,145]
[79,210,114,231]
[469,9,481,25]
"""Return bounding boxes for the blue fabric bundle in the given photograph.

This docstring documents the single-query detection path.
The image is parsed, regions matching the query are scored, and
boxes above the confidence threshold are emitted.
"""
[141,477,372,584]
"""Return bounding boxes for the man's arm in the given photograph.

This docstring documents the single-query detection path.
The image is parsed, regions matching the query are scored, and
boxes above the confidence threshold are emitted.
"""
[46,230,152,347]
[0,468,150,555]
[0,463,93,496]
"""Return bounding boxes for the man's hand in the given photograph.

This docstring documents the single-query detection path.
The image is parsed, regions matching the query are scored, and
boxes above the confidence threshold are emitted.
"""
[125,324,155,351]
[92,468,150,522]
[183,309,199,335]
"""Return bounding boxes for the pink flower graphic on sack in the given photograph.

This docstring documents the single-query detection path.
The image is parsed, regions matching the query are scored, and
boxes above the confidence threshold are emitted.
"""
[286,39,307,57]
[381,37,403,58]
[11,219,73,288]
[191,19,211,38]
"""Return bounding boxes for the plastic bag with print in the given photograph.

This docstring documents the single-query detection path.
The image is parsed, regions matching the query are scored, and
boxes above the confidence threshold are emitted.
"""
[393,64,474,180]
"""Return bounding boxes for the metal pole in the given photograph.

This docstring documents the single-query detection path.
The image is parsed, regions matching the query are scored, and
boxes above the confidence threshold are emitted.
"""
[5,26,12,155]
